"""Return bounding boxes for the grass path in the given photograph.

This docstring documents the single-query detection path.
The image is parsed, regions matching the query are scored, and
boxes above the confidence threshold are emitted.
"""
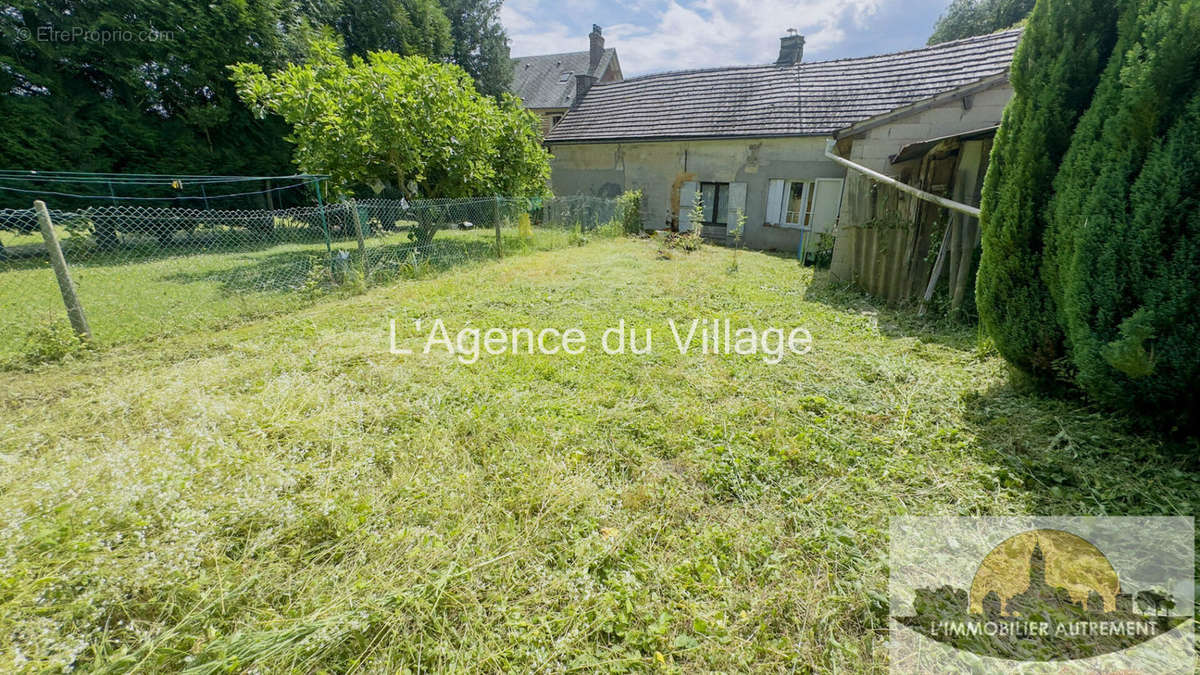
[0,238,1195,672]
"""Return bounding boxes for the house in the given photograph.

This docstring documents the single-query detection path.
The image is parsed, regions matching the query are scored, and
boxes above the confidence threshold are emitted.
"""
[511,25,623,136]
[543,29,1022,255]
[827,76,1012,311]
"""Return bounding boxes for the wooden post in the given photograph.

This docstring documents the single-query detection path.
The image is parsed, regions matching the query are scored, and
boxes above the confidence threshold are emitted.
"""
[350,199,367,277]
[34,200,92,340]
[919,221,953,316]
[494,197,503,259]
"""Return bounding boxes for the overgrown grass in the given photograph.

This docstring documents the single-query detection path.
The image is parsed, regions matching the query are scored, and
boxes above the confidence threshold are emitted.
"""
[0,224,599,365]
[0,238,1195,672]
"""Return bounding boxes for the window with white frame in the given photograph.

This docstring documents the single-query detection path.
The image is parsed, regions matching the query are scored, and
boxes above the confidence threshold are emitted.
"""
[784,181,815,228]
[766,178,845,232]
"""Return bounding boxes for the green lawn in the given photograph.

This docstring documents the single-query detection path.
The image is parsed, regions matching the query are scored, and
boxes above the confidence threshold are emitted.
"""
[1,224,587,364]
[0,238,1195,672]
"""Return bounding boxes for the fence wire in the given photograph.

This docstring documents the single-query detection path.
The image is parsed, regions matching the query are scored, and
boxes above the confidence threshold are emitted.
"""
[0,196,622,363]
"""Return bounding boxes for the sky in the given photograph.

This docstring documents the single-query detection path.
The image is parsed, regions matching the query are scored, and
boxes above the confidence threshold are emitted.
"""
[502,0,957,77]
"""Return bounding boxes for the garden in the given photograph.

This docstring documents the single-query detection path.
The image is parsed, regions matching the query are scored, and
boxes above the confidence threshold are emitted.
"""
[1,237,1194,671]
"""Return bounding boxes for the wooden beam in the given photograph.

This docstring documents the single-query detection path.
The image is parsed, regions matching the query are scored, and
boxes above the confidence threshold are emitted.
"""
[824,140,981,218]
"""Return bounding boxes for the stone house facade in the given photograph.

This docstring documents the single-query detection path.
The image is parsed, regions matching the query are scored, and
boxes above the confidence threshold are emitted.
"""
[543,30,1022,255]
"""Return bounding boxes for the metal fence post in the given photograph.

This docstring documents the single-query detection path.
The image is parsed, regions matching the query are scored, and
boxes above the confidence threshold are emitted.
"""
[494,196,503,259]
[34,200,92,341]
[350,198,367,278]
[314,178,333,266]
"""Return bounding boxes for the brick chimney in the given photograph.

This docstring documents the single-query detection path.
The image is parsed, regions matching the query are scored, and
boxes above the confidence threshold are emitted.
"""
[776,30,805,66]
[589,24,605,73]
[574,73,598,109]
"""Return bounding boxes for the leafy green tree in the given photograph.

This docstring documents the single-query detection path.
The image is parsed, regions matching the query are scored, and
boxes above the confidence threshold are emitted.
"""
[438,0,513,97]
[1045,0,1200,421]
[489,95,555,196]
[929,0,1035,44]
[975,0,1121,380]
[230,37,549,200]
[0,0,295,195]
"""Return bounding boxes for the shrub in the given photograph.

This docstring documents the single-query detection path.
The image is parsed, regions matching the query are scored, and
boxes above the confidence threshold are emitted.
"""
[616,190,645,234]
[975,0,1120,382]
[809,232,835,269]
[684,192,705,250]
[1073,95,1200,421]
[1045,0,1200,423]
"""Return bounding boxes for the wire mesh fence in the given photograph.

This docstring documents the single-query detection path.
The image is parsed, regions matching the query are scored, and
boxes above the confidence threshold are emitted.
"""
[0,195,622,363]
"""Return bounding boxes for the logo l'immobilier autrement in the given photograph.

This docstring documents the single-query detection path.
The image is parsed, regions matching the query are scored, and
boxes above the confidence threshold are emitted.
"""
[890,517,1194,673]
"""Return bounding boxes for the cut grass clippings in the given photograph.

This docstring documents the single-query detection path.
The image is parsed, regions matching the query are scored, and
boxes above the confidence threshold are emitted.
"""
[0,237,1196,672]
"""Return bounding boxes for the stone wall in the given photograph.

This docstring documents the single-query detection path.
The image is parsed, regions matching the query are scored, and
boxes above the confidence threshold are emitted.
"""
[547,136,843,251]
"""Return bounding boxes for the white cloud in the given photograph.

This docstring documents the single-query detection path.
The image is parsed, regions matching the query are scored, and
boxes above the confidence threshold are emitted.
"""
[504,0,886,75]
[501,1,584,57]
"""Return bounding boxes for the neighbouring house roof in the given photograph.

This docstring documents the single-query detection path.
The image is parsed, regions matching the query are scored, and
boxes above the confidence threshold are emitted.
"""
[512,48,619,110]
[545,29,1021,144]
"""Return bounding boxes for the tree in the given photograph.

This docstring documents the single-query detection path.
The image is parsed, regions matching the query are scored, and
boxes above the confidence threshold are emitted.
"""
[1045,0,1200,422]
[0,0,296,196]
[928,0,1035,45]
[230,37,550,200]
[975,0,1121,381]
[304,0,453,60]
[438,0,513,97]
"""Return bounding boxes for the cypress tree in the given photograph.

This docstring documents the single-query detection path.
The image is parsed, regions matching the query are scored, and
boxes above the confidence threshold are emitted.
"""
[1046,0,1200,423]
[975,0,1121,380]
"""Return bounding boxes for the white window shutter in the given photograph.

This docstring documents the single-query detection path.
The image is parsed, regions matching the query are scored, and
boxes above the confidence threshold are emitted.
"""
[678,181,699,232]
[810,178,845,234]
[765,180,785,225]
[726,182,747,227]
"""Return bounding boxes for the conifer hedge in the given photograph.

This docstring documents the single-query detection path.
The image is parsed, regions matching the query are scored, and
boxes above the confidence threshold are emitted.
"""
[979,0,1200,427]
[1047,0,1200,422]
[976,0,1120,380]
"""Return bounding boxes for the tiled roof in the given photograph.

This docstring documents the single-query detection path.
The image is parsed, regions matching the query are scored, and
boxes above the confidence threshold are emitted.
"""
[545,29,1021,143]
[511,48,618,110]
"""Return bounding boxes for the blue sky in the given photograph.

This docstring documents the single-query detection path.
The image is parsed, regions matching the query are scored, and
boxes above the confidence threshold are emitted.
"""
[502,0,957,76]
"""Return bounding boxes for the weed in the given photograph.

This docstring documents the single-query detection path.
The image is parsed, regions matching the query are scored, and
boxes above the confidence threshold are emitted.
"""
[727,208,747,273]
[13,318,87,366]
[301,255,330,301]
[616,189,646,234]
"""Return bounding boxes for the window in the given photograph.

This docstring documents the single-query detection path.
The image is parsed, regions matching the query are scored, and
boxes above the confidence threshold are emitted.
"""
[558,71,574,83]
[699,182,730,226]
[784,181,816,228]
[550,115,563,127]
[766,178,845,232]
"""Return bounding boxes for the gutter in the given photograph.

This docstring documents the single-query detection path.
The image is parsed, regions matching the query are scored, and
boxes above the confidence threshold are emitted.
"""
[823,139,981,218]
[545,132,826,146]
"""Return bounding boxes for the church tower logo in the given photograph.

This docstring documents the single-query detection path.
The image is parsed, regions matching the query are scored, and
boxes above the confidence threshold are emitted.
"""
[890,518,1194,672]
